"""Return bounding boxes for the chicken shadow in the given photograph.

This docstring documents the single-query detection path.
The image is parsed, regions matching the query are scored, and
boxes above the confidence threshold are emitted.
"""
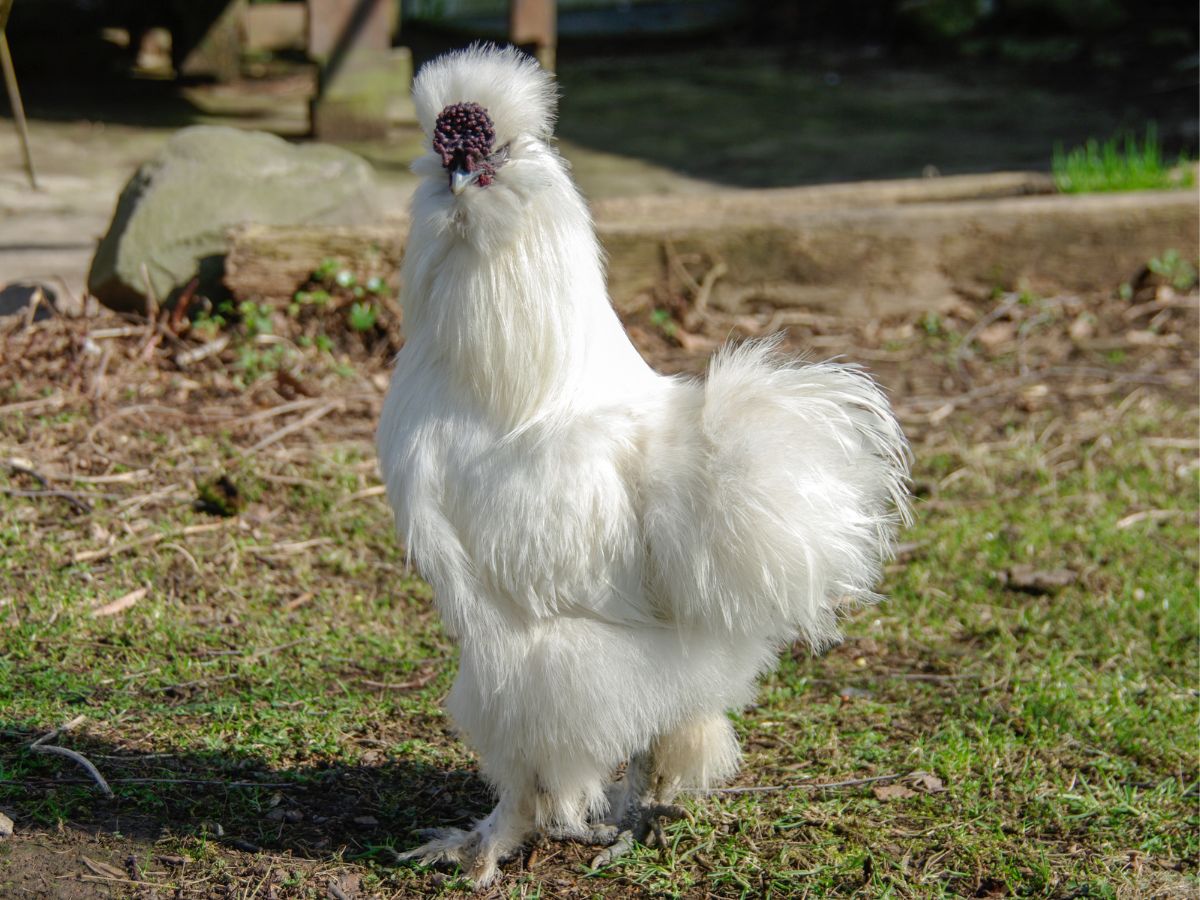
[0,724,491,861]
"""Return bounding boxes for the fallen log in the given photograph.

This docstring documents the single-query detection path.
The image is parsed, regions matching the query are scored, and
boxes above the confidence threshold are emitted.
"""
[223,180,1197,318]
[224,223,406,304]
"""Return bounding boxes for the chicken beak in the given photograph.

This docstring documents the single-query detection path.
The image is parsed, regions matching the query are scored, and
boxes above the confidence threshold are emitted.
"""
[449,166,481,195]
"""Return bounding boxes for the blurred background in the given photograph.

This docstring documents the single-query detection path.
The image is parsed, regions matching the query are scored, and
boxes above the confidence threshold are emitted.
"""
[3,0,1198,185]
[2,0,1197,307]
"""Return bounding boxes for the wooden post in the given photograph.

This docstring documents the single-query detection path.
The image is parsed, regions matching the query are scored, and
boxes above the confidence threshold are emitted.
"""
[308,0,404,140]
[172,0,247,83]
[0,0,37,190]
[510,0,555,72]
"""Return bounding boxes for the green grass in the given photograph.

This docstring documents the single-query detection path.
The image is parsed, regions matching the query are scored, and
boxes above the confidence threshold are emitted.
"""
[2,403,1196,897]
[1053,124,1193,193]
[1,302,1197,896]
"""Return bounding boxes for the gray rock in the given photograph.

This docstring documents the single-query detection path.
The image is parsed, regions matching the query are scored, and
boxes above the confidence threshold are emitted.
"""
[0,811,13,838]
[88,126,380,312]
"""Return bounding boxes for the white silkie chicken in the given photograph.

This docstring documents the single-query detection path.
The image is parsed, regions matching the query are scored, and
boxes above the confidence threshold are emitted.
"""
[377,45,911,888]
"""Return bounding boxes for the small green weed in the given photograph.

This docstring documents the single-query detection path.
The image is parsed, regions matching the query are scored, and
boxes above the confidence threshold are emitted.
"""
[1053,124,1193,193]
[649,308,678,338]
[237,301,274,338]
[1147,249,1199,292]
[179,259,401,386]
[348,302,379,332]
[234,344,288,384]
[291,259,398,347]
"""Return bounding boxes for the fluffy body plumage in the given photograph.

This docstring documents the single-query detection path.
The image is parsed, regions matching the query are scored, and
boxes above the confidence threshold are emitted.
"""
[377,45,911,887]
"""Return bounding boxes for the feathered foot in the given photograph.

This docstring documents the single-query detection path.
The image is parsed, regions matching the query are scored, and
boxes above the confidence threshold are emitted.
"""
[396,795,533,890]
[395,826,507,889]
[587,751,689,869]
[396,827,481,869]
[589,800,688,868]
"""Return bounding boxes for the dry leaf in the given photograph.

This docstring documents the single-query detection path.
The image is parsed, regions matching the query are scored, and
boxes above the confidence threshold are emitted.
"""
[92,587,147,618]
[872,783,916,801]
[977,321,1016,349]
[81,855,128,879]
[1002,565,1077,595]
[838,686,874,700]
[975,877,1008,897]
[1115,509,1181,530]
[1017,383,1050,411]
[329,872,361,899]
[911,772,946,793]
[675,330,718,353]
[1068,314,1095,341]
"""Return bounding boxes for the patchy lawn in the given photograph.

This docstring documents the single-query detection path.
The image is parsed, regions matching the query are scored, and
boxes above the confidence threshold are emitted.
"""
[0,266,1196,898]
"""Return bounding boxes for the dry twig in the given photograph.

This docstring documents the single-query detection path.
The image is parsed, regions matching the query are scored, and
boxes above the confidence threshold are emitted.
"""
[361,669,438,691]
[246,400,343,454]
[0,777,295,789]
[175,334,230,368]
[92,587,148,618]
[951,291,1022,384]
[70,521,228,564]
[1115,509,1188,530]
[29,716,114,799]
[2,460,93,513]
[706,771,938,795]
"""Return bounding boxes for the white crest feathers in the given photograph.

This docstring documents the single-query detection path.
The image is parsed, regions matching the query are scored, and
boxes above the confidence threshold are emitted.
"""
[412,44,558,146]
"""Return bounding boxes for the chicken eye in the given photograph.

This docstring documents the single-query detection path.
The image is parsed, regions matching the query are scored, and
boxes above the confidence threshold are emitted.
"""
[487,145,511,168]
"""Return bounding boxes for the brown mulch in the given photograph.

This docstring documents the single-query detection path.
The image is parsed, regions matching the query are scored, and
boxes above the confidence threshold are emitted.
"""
[2,268,1195,462]
[0,271,1193,559]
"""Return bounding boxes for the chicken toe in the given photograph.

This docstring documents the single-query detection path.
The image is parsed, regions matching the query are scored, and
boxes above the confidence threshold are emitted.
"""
[545,822,621,845]
[588,801,687,868]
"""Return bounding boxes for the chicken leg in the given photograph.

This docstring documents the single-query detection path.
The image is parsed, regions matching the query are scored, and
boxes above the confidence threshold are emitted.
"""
[589,752,688,868]
[397,782,535,888]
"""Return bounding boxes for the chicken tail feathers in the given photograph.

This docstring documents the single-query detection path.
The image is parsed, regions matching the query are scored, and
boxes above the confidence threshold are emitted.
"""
[644,337,912,651]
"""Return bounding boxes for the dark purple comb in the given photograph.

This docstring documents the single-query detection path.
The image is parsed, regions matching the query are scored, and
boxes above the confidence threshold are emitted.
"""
[433,102,496,173]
